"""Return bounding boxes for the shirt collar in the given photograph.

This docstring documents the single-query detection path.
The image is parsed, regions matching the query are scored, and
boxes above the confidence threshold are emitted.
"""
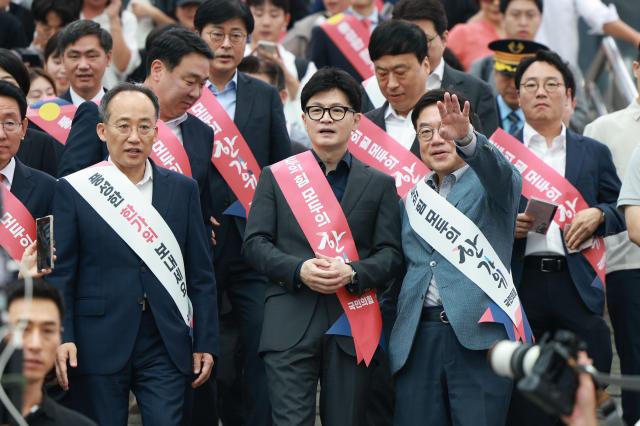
[69,86,105,106]
[426,164,470,188]
[384,103,413,121]
[431,59,445,82]
[523,122,566,150]
[312,149,352,171]
[496,95,524,121]
[107,157,154,186]
[25,390,56,421]
[207,71,238,94]
[164,112,188,129]
[346,7,378,25]
[0,157,16,187]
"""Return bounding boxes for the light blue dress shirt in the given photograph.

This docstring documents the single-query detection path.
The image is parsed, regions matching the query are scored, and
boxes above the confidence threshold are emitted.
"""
[208,71,239,120]
[497,95,524,134]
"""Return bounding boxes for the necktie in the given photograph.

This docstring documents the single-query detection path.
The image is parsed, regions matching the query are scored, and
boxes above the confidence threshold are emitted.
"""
[507,111,521,136]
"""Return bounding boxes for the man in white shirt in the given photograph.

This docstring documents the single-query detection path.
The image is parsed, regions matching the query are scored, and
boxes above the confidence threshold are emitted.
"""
[583,47,640,426]
[508,49,624,425]
[57,20,110,106]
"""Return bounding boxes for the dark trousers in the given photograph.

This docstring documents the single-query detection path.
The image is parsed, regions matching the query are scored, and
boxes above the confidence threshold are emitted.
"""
[68,306,190,426]
[262,296,386,426]
[607,269,640,425]
[507,262,612,426]
[394,320,512,426]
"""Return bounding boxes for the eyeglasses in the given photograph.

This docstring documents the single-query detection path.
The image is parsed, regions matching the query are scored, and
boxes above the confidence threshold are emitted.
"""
[0,120,22,133]
[205,30,247,45]
[417,124,441,143]
[304,105,355,121]
[519,80,565,93]
[425,34,438,44]
[110,123,156,137]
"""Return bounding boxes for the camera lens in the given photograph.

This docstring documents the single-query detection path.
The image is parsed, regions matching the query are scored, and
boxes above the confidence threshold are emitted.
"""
[489,340,540,379]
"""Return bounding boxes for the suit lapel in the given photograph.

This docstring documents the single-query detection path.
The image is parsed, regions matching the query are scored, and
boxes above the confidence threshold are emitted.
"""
[180,116,197,163]
[564,129,584,185]
[234,73,254,134]
[440,63,457,89]
[151,163,174,218]
[341,158,372,217]
[10,159,33,203]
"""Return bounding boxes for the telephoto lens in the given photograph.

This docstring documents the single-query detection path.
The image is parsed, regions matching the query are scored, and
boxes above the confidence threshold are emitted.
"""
[488,340,541,379]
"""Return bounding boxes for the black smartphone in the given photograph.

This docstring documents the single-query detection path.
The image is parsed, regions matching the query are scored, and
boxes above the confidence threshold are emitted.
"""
[36,215,54,271]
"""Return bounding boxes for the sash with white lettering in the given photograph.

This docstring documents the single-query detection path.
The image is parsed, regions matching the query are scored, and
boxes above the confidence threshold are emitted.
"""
[0,186,35,262]
[150,121,193,178]
[320,13,374,80]
[27,99,77,145]
[64,162,193,328]
[405,180,533,343]
[271,151,381,365]
[489,128,606,287]
[189,89,261,213]
[350,116,430,197]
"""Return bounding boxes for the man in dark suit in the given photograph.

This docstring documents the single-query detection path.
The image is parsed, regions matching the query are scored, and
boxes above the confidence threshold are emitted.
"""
[50,83,218,426]
[194,1,291,424]
[243,67,403,426]
[507,50,625,425]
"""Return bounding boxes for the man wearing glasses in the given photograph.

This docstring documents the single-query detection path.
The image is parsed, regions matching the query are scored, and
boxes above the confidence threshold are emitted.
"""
[508,50,624,425]
[193,1,290,425]
[244,68,403,426]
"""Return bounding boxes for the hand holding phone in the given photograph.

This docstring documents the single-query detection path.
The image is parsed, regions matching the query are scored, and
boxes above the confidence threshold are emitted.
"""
[256,40,278,56]
[36,215,54,272]
[524,198,558,235]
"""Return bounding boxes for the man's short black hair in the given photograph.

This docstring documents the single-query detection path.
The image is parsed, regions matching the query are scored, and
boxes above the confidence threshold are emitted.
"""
[301,67,362,112]
[514,50,572,93]
[499,0,543,14]
[44,32,63,62]
[392,0,448,36]
[31,0,80,27]
[246,0,290,14]
[58,19,113,55]
[411,88,469,129]
[7,279,65,321]
[145,27,214,75]
[194,0,255,35]
[99,82,160,123]
[369,20,428,63]
[0,49,30,94]
[238,56,285,91]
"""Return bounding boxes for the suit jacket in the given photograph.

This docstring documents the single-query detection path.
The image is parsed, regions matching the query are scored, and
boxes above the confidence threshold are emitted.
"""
[243,155,403,355]
[511,128,625,315]
[17,128,59,177]
[208,72,291,264]
[60,90,73,104]
[308,23,366,83]
[441,63,499,137]
[48,162,218,376]
[10,158,56,219]
[389,134,522,374]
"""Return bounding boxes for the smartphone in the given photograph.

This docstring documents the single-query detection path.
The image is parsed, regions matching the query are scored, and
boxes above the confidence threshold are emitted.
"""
[524,198,558,235]
[256,40,278,56]
[36,215,54,271]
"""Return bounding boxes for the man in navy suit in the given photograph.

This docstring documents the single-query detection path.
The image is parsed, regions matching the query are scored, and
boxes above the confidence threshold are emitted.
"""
[194,1,291,424]
[50,83,218,426]
[507,50,624,425]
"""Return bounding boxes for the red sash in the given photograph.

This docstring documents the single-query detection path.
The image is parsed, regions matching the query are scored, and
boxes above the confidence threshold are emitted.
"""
[27,100,77,145]
[320,13,374,80]
[350,116,430,197]
[271,151,381,366]
[189,89,261,213]
[150,121,193,177]
[490,129,606,284]
[0,186,36,262]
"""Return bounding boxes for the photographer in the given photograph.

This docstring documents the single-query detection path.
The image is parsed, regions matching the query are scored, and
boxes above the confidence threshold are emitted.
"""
[562,353,597,426]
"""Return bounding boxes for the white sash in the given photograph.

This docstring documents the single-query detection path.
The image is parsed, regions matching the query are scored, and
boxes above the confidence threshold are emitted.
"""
[64,162,193,328]
[405,180,521,325]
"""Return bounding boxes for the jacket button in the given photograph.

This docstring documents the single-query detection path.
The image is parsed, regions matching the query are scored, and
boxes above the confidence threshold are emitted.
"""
[429,261,437,267]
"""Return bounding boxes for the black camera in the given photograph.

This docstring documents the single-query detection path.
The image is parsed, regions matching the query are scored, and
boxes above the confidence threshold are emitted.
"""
[488,330,585,416]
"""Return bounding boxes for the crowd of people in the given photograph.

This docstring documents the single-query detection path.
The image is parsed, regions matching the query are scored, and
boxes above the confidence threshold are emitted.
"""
[0,0,640,425]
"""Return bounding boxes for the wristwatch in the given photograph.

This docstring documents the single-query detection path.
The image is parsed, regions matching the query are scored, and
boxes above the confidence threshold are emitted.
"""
[346,264,359,294]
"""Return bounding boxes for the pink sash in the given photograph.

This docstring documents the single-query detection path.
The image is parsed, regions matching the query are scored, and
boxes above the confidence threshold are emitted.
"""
[150,121,193,177]
[490,129,606,284]
[320,13,374,80]
[350,116,430,197]
[27,100,77,145]
[189,89,261,213]
[271,151,381,366]
[0,186,36,262]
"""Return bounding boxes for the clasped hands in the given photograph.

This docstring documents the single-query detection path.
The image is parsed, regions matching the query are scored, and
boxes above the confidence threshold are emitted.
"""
[299,253,353,294]
[515,207,604,251]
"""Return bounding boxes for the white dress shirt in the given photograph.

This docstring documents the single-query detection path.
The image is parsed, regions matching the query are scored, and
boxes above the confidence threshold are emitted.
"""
[0,157,17,191]
[384,105,416,150]
[69,86,105,106]
[163,113,189,146]
[427,59,445,91]
[535,0,618,68]
[523,123,567,256]
[107,157,153,203]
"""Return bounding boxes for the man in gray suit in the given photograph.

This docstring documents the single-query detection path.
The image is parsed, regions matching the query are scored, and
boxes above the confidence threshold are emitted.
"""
[389,89,522,426]
[243,67,403,426]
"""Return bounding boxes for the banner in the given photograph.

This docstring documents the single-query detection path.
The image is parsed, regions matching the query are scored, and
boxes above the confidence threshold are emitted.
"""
[64,162,193,328]
[189,89,261,213]
[150,121,193,177]
[405,180,532,342]
[271,151,381,365]
[0,186,36,262]
[27,99,76,145]
[350,116,429,197]
[320,13,374,80]
[489,128,606,286]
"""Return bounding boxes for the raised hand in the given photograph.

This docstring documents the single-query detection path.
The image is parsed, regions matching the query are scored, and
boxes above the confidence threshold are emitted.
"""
[436,92,471,142]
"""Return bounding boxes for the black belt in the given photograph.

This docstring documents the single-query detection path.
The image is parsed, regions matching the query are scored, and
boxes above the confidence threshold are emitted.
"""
[420,307,449,324]
[524,256,566,273]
